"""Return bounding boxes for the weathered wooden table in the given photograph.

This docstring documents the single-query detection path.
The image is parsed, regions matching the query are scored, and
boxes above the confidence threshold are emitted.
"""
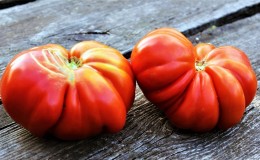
[0,0,259,159]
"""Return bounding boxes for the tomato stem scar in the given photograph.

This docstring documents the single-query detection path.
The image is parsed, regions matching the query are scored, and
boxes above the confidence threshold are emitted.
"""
[67,57,82,70]
[195,60,207,71]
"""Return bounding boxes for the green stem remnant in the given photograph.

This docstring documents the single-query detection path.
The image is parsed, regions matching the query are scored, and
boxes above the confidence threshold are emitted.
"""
[67,57,83,70]
[195,60,207,71]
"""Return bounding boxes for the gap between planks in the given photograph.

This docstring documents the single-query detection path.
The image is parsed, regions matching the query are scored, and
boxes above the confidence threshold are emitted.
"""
[122,2,260,58]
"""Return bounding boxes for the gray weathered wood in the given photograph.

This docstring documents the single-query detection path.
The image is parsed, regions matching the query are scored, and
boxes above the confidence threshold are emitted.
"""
[0,0,260,159]
[0,0,259,69]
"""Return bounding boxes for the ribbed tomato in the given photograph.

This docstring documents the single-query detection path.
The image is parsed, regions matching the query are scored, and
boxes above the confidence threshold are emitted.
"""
[131,28,257,132]
[0,41,135,140]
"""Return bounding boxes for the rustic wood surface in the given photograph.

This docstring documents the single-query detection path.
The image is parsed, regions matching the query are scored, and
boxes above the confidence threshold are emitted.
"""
[0,0,260,159]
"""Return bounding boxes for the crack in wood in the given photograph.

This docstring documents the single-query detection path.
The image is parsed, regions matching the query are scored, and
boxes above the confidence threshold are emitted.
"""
[67,30,110,36]
[122,2,260,58]
[0,122,15,131]
[182,2,260,37]
[65,30,111,42]
[121,48,132,59]
[0,0,36,9]
[244,106,255,115]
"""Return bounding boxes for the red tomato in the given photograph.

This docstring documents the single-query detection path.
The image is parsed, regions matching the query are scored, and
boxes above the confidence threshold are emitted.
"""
[0,41,135,140]
[131,28,257,132]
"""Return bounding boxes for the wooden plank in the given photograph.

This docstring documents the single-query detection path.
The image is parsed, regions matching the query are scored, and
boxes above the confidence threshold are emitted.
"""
[0,0,259,69]
[0,105,13,129]
[0,11,259,160]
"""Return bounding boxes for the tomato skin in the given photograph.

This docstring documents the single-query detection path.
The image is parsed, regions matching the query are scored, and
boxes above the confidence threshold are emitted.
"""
[167,71,219,132]
[0,41,135,140]
[131,28,257,132]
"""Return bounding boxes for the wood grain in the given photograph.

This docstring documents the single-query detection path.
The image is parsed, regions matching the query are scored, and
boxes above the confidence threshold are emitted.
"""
[1,0,259,69]
[0,0,260,159]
